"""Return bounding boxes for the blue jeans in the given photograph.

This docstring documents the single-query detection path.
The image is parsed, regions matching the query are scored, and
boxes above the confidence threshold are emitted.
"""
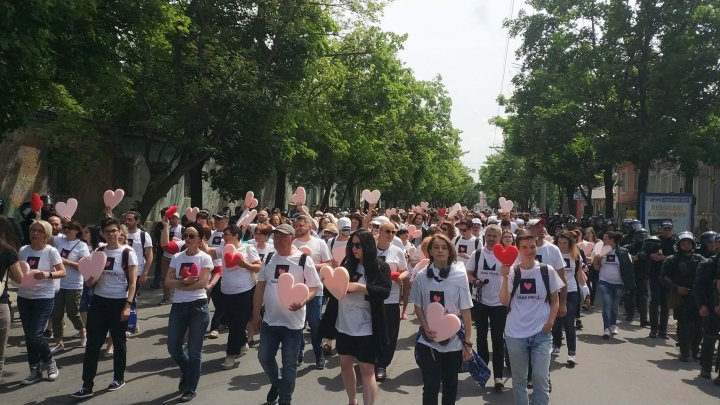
[167,299,210,393]
[597,281,624,330]
[17,297,54,366]
[258,322,303,403]
[299,295,323,363]
[506,331,552,405]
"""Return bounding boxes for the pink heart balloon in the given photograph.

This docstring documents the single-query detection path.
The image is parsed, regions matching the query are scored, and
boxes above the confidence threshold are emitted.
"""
[55,198,78,219]
[290,187,306,205]
[426,302,461,342]
[408,246,416,258]
[277,273,309,310]
[499,197,514,212]
[184,207,200,222]
[385,208,397,217]
[406,225,422,239]
[578,241,594,256]
[360,189,381,205]
[593,241,612,257]
[244,191,258,209]
[13,261,42,287]
[416,258,429,271]
[320,265,350,300]
[448,203,462,219]
[78,251,106,281]
[544,235,554,243]
[103,189,125,210]
[237,209,257,228]
[420,202,429,211]
[298,246,312,256]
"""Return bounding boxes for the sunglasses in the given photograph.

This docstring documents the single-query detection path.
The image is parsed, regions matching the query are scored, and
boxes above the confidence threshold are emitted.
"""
[350,242,363,249]
[182,234,196,240]
[30,228,46,234]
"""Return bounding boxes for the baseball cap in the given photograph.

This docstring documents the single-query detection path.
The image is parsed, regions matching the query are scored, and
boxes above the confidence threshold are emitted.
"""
[370,216,390,226]
[661,220,673,229]
[527,218,542,227]
[274,223,295,237]
[337,217,352,234]
[213,210,229,219]
[172,211,180,218]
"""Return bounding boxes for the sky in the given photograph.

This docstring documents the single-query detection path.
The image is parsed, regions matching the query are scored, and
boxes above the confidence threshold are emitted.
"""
[379,0,528,178]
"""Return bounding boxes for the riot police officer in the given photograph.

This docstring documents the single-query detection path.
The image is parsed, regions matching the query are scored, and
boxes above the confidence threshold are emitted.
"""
[661,232,705,361]
[641,236,668,338]
[694,233,720,380]
[625,228,649,326]
[696,231,718,259]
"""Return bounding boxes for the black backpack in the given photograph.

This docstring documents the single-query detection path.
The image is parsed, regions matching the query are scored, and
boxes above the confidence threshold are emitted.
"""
[508,264,550,312]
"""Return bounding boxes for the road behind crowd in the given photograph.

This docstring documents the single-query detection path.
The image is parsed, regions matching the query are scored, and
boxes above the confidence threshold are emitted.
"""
[1,287,717,404]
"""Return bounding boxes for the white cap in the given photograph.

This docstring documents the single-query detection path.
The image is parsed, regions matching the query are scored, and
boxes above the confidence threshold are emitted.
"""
[515,219,525,226]
[527,218,541,227]
[370,216,390,226]
[337,217,351,231]
[472,218,482,225]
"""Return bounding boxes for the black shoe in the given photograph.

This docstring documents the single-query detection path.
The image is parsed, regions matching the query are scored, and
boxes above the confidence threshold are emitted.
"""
[692,352,700,360]
[625,316,633,322]
[494,378,504,392]
[107,380,125,391]
[575,321,583,331]
[267,385,279,402]
[700,369,711,379]
[179,391,196,403]
[659,332,669,340]
[71,387,93,399]
[375,367,387,382]
[178,377,185,393]
[714,376,720,386]
[649,331,658,338]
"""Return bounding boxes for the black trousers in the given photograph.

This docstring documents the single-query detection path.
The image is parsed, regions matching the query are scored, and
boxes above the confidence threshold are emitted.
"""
[699,315,720,372]
[82,295,127,389]
[474,302,507,379]
[223,287,255,355]
[377,303,401,368]
[624,278,648,323]
[648,277,669,334]
[416,343,462,405]
[209,278,226,331]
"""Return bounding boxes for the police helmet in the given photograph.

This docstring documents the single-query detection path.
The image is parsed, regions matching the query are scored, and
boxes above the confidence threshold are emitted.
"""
[699,231,718,247]
[676,231,695,246]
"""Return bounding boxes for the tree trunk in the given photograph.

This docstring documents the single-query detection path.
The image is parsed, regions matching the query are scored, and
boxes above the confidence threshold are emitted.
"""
[320,181,332,211]
[603,164,614,220]
[138,152,211,220]
[581,186,593,216]
[190,162,204,208]
[636,159,650,213]
[565,185,575,216]
[275,167,287,211]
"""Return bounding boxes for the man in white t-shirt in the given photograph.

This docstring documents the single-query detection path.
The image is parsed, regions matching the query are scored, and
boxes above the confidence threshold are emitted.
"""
[471,218,484,240]
[292,215,331,369]
[453,218,480,266]
[527,219,567,314]
[123,211,153,334]
[159,211,184,305]
[253,224,321,405]
[328,217,351,267]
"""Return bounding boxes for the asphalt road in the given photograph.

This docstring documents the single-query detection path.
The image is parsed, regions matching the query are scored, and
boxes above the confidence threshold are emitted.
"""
[1,286,717,404]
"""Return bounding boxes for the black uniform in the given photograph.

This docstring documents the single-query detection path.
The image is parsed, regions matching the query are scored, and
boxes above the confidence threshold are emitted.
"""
[624,241,648,325]
[694,254,720,374]
[661,251,705,360]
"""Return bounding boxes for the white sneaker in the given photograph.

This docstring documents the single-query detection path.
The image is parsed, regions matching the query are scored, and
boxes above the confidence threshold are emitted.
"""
[22,367,42,385]
[551,347,560,357]
[602,328,610,339]
[239,343,249,357]
[46,359,59,381]
[51,342,65,354]
[80,337,87,348]
[568,355,577,366]
[221,355,238,370]
[610,325,619,335]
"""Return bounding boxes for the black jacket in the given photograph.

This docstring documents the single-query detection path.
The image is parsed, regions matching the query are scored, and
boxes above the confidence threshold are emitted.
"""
[319,259,391,347]
[694,254,718,309]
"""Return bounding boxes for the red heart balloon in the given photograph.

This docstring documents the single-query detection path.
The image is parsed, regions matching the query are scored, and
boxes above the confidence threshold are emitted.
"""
[165,205,179,219]
[493,244,519,265]
[181,263,199,279]
[181,266,191,279]
[164,241,180,254]
[224,252,243,268]
[391,271,400,281]
[31,193,43,212]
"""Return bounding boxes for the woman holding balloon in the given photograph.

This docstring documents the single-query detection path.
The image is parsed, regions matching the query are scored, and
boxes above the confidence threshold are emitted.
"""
[410,234,473,405]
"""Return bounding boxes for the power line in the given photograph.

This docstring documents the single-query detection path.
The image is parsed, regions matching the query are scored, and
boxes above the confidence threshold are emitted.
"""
[491,0,516,149]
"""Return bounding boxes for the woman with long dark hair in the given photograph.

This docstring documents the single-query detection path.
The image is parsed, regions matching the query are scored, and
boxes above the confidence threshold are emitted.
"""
[411,234,473,405]
[323,229,390,405]
[0,216,23,382]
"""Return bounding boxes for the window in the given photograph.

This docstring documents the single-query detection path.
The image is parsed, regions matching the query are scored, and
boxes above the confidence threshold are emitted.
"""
[621,169,628,193]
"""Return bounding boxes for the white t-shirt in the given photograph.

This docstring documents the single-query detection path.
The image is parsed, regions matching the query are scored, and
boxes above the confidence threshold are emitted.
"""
[598,251,625,285]
[18,245,63,299]
[251,240,275,263]
[163,225,184,259]
[327,236,349,266]
[336,264,372,336]
[561,253,579,293]
[377,244,407,304]
[505,262,564,339]
[378,245,407,304]
[208,230,225,268]
[466,246,503,306]
[54,235,90,290]
[535,242,566,274]
[410,262,473,353]
[257,251,321,330]
[454,236,480,265]
[169,250,213,303]
[392,236,405,250]
[218,244,261,295]
[293,236,331,297]
[126,229,152,275]
[94,247,138,299]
